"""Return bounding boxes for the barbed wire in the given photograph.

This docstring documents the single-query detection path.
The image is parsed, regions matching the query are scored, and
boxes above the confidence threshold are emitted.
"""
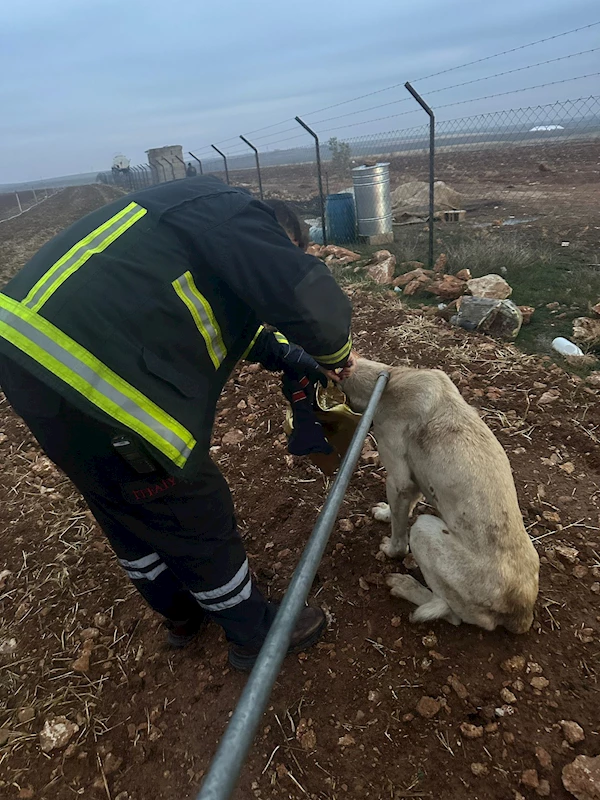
[188,20,600,153]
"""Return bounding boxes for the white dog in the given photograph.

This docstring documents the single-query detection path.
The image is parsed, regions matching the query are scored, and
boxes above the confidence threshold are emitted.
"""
[342,357,539,633]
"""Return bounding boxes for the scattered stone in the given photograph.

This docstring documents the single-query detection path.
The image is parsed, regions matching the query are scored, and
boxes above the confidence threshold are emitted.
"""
[536,747,553,771]
[573,317,600,346]
[391,616,402,628]
[366,251,396,284]
[296,719,317,751]
[320,245,361,264]
[403,274,433,296]
[561,720,585,745]
[425,274,467,300]
[17,708,35,723]
[587,372,600,389]
[39,717,79,753]
[538,391,560,405]
[531,677,549,691]
[456,268,472,281]
[338,519,354,532]
[513,678,525,692]
[71,640,94,673]
[519,306,535,325]
[536,779,551,797]
[393,267,432,288]
[416,696,441,718]
[485,722,499,734]
[393,637,403,649]
[0,638,17,656]
[93,613,109,628]
[0,728,16,746]
[562,754,600,800]
[103,752,123,775]
[555,546,579,564]
[460,722,483,739]
[421,633,438,648]
[591,583,600,594]
[526,662,543,674]
[80,627,100,641]
[18,788,34,800]
[222,429,245,446]
[471,762,489,777]
[576,628,595,644]
[495,705,515,717]
[521,769,540,789]
[0,569,11,589]
[447,674,468,700]
[338,734,356,747]
[501,655,526,673]
[501,688,517,704]
[433,253,447,274]
[467,274,512,300]
[504,732,516,745]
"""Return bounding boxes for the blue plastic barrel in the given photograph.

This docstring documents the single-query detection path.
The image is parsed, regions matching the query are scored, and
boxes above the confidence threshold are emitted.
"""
[325,193,356,244]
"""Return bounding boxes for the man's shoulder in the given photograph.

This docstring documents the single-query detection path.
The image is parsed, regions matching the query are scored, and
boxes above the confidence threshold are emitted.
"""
[131,176,251,219]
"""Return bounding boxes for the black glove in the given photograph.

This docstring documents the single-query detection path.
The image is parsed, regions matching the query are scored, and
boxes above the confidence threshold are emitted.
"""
[280,345,327,388]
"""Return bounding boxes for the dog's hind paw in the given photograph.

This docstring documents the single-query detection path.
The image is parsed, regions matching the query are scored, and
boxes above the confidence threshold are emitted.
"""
[372,503,391,523]
[386,573,415,597]
[379,536,407,559]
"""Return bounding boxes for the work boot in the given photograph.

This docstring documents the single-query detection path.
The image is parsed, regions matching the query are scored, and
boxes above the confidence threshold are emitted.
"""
[228,605,326,672]
[164,612,207,648]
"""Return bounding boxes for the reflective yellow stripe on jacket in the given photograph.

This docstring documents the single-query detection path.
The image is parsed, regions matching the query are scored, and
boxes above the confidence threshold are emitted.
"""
[0,294,196,468]
[315,335,352,365]
[172,272,227,369]
[23,202,147,312]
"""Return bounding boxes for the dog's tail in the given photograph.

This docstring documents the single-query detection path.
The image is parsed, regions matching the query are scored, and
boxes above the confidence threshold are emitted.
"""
[410,597,461,626]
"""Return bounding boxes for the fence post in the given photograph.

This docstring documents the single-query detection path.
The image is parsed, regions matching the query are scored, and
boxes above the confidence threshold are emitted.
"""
[189,152,203,175]
[175,154,186,179]
[15,193,22,214]
[294,116,327,246]
[404,82,435,269]
[211,145,229,184]
[161,157,175,181]
[32,189,37,204]
[239,136,263,200]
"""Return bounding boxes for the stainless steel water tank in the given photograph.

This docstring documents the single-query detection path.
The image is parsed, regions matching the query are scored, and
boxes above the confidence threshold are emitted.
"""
[351,162,392,237]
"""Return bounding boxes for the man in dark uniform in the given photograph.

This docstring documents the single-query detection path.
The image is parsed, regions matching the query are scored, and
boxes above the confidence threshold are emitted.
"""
[0,176,352,671]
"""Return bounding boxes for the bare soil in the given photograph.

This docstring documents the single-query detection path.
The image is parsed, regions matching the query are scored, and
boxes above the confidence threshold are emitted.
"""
[1,186,599,800]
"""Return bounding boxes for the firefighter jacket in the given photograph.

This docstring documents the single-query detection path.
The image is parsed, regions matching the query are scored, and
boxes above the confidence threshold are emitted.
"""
[0,177,352,478]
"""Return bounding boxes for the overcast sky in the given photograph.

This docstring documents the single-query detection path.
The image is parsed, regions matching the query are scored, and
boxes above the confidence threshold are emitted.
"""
[0,0,598,183]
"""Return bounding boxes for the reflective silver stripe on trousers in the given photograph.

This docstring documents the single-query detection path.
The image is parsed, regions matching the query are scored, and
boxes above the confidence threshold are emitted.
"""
[125,563,169,582]
[193,559,249,601]
[119,552,160,570]
[197,579,253,612]
[24,204,145,310]
[173,275,227,365]
[0,307,193,462]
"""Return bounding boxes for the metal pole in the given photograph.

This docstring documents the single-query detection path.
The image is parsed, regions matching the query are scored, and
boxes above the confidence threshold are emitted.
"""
[161,157,176,181]
[32,188,37,204]
[175,154,186,179]
[211,145,229,184]
[195,370,389,800]
[15,193,22,214]
[295,116,327,246]
[239,135,263,200]
[405,82,435,269]
[189,152,203,175]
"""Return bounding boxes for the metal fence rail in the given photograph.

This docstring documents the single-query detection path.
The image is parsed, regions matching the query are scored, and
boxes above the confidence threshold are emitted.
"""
[196,370,389,800]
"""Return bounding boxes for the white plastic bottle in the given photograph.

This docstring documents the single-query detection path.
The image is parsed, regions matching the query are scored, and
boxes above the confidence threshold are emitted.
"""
[551,337,584,357]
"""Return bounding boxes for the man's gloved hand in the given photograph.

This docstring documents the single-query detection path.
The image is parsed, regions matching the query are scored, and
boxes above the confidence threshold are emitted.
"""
[280,345,327,388]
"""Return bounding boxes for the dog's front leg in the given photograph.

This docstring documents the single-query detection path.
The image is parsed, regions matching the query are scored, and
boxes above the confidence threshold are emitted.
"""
[380,479,418,558]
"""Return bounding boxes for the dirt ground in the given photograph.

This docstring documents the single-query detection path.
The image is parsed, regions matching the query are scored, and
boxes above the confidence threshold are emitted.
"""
[1,187,599,800]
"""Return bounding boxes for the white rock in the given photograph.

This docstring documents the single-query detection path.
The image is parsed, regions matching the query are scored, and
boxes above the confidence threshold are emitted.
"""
[467,274,513,300]
[39,717,79,753]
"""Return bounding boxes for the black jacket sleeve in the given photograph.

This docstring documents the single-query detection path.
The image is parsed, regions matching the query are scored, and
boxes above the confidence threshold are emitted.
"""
[172,194,352,368]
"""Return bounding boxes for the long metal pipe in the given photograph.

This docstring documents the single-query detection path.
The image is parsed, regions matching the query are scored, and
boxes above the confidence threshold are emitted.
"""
[196,370,389,800]
[404,82,435,269]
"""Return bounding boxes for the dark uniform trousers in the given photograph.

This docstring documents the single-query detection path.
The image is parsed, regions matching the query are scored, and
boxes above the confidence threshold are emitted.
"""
[0,360,275,646]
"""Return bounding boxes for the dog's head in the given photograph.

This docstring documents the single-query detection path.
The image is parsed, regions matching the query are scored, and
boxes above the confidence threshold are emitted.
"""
[341,356,389,414]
